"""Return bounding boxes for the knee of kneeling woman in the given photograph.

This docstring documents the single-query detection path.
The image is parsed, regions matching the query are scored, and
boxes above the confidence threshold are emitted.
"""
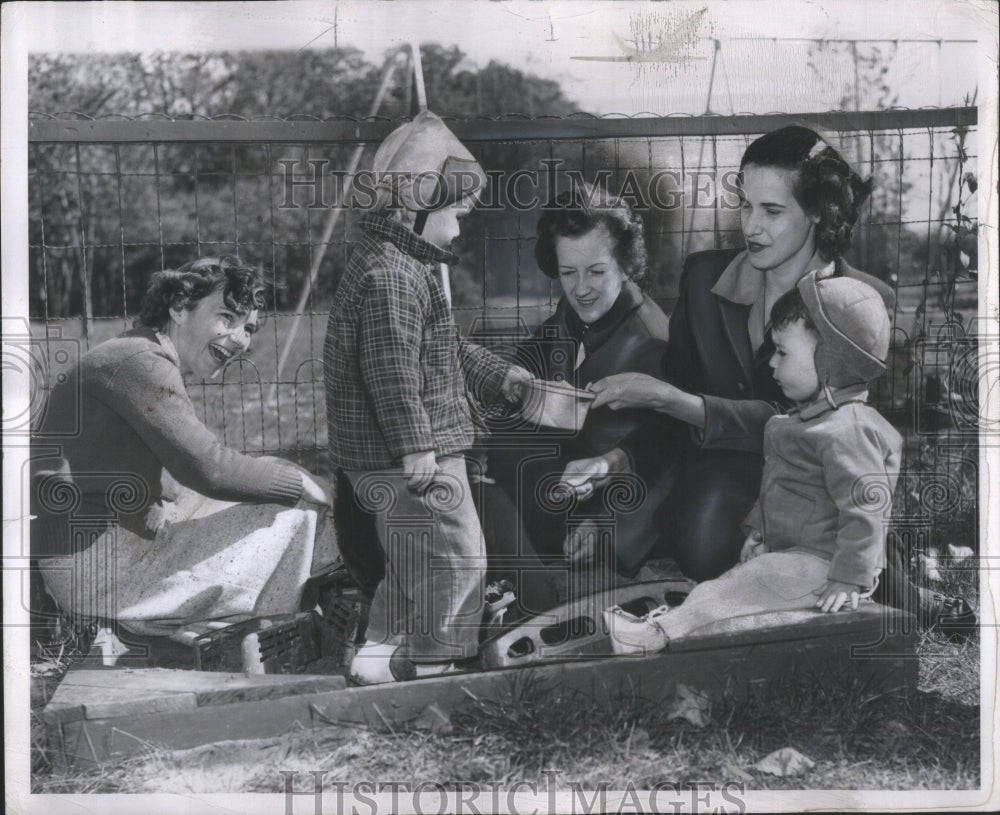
[668,507,745,581]
[673,546,737,582]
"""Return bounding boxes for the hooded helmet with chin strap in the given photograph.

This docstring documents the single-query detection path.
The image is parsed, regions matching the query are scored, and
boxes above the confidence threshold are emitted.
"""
[796,268,890,389]
[363,110,486,216]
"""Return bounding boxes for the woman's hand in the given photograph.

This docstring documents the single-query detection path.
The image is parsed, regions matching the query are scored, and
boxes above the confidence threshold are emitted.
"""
[500,364,533,404]
[298,470,334,507]
[588,372,669,410]
[401,450,440,493]
[815,580,862,613]
[589,373,707,429]
[740,532,769,563]
[563,519,601,564]
[558,449,629,502]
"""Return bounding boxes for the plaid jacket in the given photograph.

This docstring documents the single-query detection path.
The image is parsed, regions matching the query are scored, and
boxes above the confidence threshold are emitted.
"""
[324,214,510,469]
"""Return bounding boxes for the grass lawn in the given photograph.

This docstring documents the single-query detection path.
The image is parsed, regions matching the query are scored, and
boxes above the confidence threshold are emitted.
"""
[25,293,983,795]
[29,563,981,795]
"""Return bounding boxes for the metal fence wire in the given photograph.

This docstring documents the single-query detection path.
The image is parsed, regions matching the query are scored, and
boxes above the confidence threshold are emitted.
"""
[27,108,980,547]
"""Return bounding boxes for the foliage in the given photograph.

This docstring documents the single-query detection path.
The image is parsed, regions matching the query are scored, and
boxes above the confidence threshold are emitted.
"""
[28,46,577,319]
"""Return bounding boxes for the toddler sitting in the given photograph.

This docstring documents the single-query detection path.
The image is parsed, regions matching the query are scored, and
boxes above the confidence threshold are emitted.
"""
[606,269,902,653]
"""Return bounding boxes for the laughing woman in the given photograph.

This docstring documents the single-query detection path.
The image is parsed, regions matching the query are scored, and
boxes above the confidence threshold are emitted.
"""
[32,257,339,637]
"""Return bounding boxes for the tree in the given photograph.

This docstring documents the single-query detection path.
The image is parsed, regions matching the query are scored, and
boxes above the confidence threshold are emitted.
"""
[28,47,579,318]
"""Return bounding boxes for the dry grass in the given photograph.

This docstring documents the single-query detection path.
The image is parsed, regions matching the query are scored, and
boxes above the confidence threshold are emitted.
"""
[30,561,982,794]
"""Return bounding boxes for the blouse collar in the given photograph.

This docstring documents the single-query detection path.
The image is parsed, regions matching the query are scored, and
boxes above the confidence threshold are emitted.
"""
[710,249,832,306]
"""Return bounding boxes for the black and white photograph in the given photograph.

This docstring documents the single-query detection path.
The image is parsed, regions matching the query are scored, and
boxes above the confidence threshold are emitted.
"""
[3,1,998,812]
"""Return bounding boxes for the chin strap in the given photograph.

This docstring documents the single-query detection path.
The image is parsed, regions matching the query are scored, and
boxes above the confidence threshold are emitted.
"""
[822,384,838,410]
[413,210,428,236]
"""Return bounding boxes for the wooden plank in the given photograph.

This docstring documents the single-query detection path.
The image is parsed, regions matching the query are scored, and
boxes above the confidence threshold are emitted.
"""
[194,675,347,706]
[670,604,918,651]
[43,667,347,725]
[84,690,198,720]
[53,608,916,767]
[28,107,978,144]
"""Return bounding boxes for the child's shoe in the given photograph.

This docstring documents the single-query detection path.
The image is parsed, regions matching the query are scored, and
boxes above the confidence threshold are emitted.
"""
[349,642,459,684]
[604,604,671,655]
[349,641,398,685]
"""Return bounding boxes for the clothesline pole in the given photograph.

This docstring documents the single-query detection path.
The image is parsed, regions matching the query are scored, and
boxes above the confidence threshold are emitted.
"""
[268,49,406,403]
[411,41,427,111]
[407,42,451,304]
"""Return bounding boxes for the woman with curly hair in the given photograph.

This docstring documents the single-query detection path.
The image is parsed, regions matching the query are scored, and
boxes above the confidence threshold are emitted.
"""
[32,256,339,642]
[481,184,672,614]
[570,126,973,633]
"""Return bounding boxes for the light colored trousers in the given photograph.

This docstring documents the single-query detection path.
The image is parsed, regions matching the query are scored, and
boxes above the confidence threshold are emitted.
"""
[345,455,486,662]
[655,548,869,641]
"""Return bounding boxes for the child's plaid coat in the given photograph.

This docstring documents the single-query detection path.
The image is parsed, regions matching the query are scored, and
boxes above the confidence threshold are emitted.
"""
[324,213,510,470]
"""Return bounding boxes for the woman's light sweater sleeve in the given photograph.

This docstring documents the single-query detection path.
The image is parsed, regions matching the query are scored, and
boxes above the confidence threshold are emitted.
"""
[91,345,302,505]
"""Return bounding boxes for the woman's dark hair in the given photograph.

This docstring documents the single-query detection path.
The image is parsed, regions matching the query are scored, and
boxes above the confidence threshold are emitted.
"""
[136,256,269,330]
[535,183,648,282]
[740,125,874,262]
[770,286,816,334]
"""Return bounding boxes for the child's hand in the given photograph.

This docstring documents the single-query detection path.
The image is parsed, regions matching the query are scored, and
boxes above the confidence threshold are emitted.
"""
[500,365,533,403]
[740,532,768,563]
[401,450,440,493]
[815,580,862,613]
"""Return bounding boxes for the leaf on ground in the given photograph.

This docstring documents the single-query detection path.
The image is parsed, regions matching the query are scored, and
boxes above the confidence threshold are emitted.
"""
[30,660,65,677]
[918,553,943,583]
[628,725,651,753]
[413,703,453,734]
[754,747,815,776]
[725,763,754,781]
[666,683,711,727]
[946,544,974,564]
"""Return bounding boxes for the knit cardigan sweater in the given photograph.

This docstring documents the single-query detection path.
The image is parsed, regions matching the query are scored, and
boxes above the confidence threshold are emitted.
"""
[32,326,302,545]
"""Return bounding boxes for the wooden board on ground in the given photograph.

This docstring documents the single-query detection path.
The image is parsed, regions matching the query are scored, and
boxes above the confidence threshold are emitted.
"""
[45,606,917,768]
[45,668,348,723]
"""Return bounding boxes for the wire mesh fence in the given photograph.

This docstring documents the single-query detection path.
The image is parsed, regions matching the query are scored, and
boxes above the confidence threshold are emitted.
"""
[26,108,980,547]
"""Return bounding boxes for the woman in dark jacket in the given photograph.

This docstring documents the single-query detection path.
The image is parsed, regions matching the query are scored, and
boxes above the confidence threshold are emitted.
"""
[481,185,671,614]
[572,127,973,633]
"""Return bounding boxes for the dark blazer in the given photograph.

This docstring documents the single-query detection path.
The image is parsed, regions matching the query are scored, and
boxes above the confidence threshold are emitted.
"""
[628,248,896,471]
[490,280,672,575]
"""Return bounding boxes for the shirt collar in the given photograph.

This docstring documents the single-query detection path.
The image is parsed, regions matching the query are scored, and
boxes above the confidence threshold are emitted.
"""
[709,249,834,305]
[790,383,870,420]
[359,212,458,266]
[710,250,763,305]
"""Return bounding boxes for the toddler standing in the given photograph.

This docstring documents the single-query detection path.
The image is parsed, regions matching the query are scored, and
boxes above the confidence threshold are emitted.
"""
[324,111,529,683]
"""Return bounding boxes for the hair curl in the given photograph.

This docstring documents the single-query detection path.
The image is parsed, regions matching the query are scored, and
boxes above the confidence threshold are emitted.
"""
[770,286,817,334]
[740,126,874,262]
[136,256,270,330]
[535,183,648,283]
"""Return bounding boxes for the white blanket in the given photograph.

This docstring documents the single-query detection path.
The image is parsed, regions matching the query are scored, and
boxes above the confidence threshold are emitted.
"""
[40,487,339,636]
